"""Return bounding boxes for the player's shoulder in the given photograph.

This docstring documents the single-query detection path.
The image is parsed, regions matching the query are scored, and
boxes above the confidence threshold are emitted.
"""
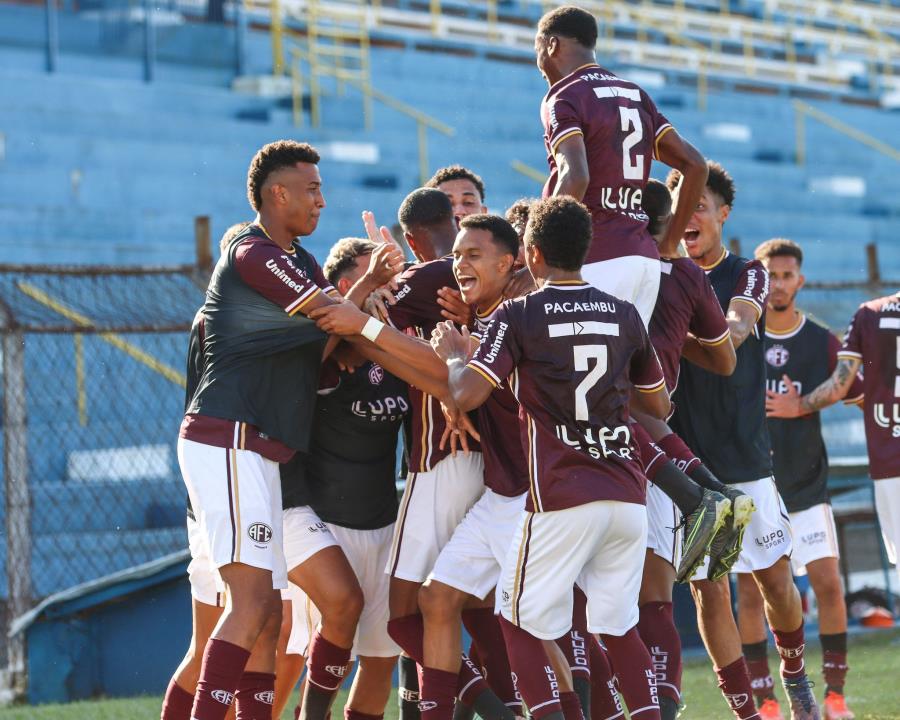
[862,292,900,314]
[400,255,453,281]
[667,256,707,284]
[799,312,832,338]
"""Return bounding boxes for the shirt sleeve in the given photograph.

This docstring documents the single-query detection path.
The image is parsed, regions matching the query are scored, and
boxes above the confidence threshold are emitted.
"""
[642,90,674,160]
[234,240,325,316]
[629,306,666,394]
[731,259,770,322]
[690,270,731,346]
[467,302,521,388]
[838,306,866,360]
[386,261,454,332]
[546,93,584,156]
[827,332,864,404]
[305,250,337,296]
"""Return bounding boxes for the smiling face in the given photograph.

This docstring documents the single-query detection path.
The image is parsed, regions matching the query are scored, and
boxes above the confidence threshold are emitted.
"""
[438,178,486,221]
[762,254,804,313]
[452,227,514,308]
[677,185,729,265]
[266,162,326,238]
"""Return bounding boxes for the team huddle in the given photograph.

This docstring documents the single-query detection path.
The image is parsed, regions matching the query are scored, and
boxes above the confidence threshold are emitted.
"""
[159,6,900,720]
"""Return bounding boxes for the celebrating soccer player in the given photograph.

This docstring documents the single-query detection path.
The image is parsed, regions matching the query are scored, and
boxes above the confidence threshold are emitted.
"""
[534,5,707,325]
[426,165,488,221]
[739,238,862,720]
[667,161,820,720]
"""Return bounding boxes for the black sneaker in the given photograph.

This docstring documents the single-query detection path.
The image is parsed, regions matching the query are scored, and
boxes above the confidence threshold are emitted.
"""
[676,489,731,583]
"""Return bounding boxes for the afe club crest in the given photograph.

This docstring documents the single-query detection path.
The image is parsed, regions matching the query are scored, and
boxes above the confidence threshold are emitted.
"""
[766,344,790,368]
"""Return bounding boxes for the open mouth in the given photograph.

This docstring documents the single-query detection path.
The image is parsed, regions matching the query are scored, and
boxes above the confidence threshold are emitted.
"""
[682,228,700,246]
[456,274,478,294]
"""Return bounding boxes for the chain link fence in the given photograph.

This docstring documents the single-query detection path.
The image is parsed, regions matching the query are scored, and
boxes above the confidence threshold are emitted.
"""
[0,264,204,673]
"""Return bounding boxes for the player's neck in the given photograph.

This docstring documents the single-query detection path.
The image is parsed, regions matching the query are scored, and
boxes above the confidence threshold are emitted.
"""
[538,268,583,286]
[552,55,597,84]
[695,243,726,270]
[254,212,295,251]
[476,292,504,317]
[766,305,800,333]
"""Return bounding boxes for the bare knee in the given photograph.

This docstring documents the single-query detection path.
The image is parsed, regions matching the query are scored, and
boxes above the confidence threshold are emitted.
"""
[321,580,364,629]
[756,567,797,610]
[418,582,465,624]
[812,574,844,608]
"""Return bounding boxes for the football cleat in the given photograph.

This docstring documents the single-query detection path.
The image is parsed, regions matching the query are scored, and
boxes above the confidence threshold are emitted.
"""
[676,488,731,583]
[783,675,821,720]
[759,697,786,720]
[707,487,756,581]
[822,690,855,720]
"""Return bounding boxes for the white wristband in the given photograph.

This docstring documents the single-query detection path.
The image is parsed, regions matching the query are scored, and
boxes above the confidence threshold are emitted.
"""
[361,316,385,343]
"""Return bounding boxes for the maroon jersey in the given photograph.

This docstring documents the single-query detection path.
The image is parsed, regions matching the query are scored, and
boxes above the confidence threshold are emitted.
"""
[471,300,530,497]
[839,292,900,480]
[541,64,672,265]
[468,281,665,512]
[387,256,478,472]
[650,257,730,392]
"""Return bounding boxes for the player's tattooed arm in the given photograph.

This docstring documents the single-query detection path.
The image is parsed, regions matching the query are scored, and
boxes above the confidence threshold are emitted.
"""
[725,298,760,350]
[552,134,590,201]
[765,356,862,418]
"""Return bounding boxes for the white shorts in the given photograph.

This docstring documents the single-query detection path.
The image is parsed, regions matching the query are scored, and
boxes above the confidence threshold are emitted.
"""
[178,438,287,590]
[387,452,485,583]
[187,515,225,608]
[582,255,661,328]
[646,482,683,570]
[788,503,840,576]
[282,505,339,572]
[499,501,647,640]
[874,477,900,582]
[285,523,399,659]
[692,477,792,578]
[429,490,527,600]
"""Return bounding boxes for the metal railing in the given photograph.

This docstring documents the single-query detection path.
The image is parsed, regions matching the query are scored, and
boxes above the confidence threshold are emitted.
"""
[793,99,900,166]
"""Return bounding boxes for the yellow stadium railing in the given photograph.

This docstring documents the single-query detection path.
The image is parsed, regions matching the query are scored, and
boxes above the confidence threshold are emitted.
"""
[291,47,456,185]
[793,100,900,167]
[510,159,545,185]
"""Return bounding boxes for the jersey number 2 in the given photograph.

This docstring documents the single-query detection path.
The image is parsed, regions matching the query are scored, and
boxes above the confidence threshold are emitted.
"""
[619,107,644,180]
[574,345,608,421]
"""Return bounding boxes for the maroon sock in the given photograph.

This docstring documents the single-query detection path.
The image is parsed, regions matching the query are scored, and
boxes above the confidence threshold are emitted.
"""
[421,667,459,720]
[306,631,352,692]
[772,623,806,680]
[716,657,761,720]
[821,632,849,695]
[388,614,426,663]
[556,588,590,680]
[462,608,519,705]
[456,654,489,705]
[742,641,775,704]
[498,616,562,719]
[191,638,251,720]
[346,711,382,720]
[235,671,275,719]
[588,638,623,720]
[161,679,195,720]
[637,602,682,706]
[559,691,584,720]
[468,642,482,675]
[656,434,701,475]
[601,630,660,719]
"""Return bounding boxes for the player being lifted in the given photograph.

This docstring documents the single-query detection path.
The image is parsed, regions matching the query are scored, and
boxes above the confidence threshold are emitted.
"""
[740,239,863,720]
[435,196,669,720]
[667,161,820,720]
[534,5,707,325]
[766,288,900,593]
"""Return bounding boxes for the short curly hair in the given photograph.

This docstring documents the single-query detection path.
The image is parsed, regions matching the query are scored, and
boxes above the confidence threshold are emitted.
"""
[322,237,378,286]
[425,165,486,202]
[754,237,803,267]
[397,188,454,231]
[247,140,320,212]
[505,197,534,240]
[526,196,592,271]
[537,5,598,49]
[666,160,735,208]
[458,214,519,258]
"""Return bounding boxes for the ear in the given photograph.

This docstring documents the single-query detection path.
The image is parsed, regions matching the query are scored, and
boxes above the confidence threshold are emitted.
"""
[267,181,287,208]
[718,203,731,225]
[547,35,560,55]
[498,252,514,275]
[336,276,352,296]
[797,272,806,291]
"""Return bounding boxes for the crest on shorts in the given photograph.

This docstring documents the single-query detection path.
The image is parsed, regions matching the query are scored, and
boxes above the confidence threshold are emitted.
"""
[369,363,385,385]
[766,344,789,367]
[247,522,272,544]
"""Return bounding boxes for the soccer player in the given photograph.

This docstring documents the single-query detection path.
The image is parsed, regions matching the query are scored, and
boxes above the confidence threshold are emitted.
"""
[737,239,863,720]
[666,161,819,720]
[765,294,900,593]
[276,237,409,720]
[534,5,708,325]
[426,165,488,221]
[505,198,533,269]
[435,196,669,720]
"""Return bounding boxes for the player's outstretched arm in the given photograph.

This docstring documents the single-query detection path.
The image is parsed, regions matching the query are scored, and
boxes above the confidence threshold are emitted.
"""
[431,321,493,412]
[725,298,760,350]
[766,356,862,418]
[681,330,736,376]
[657,130,707,254]
[552,134,590,201]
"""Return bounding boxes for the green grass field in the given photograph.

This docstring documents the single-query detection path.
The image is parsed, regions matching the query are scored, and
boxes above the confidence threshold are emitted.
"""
[4,628,898,719]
